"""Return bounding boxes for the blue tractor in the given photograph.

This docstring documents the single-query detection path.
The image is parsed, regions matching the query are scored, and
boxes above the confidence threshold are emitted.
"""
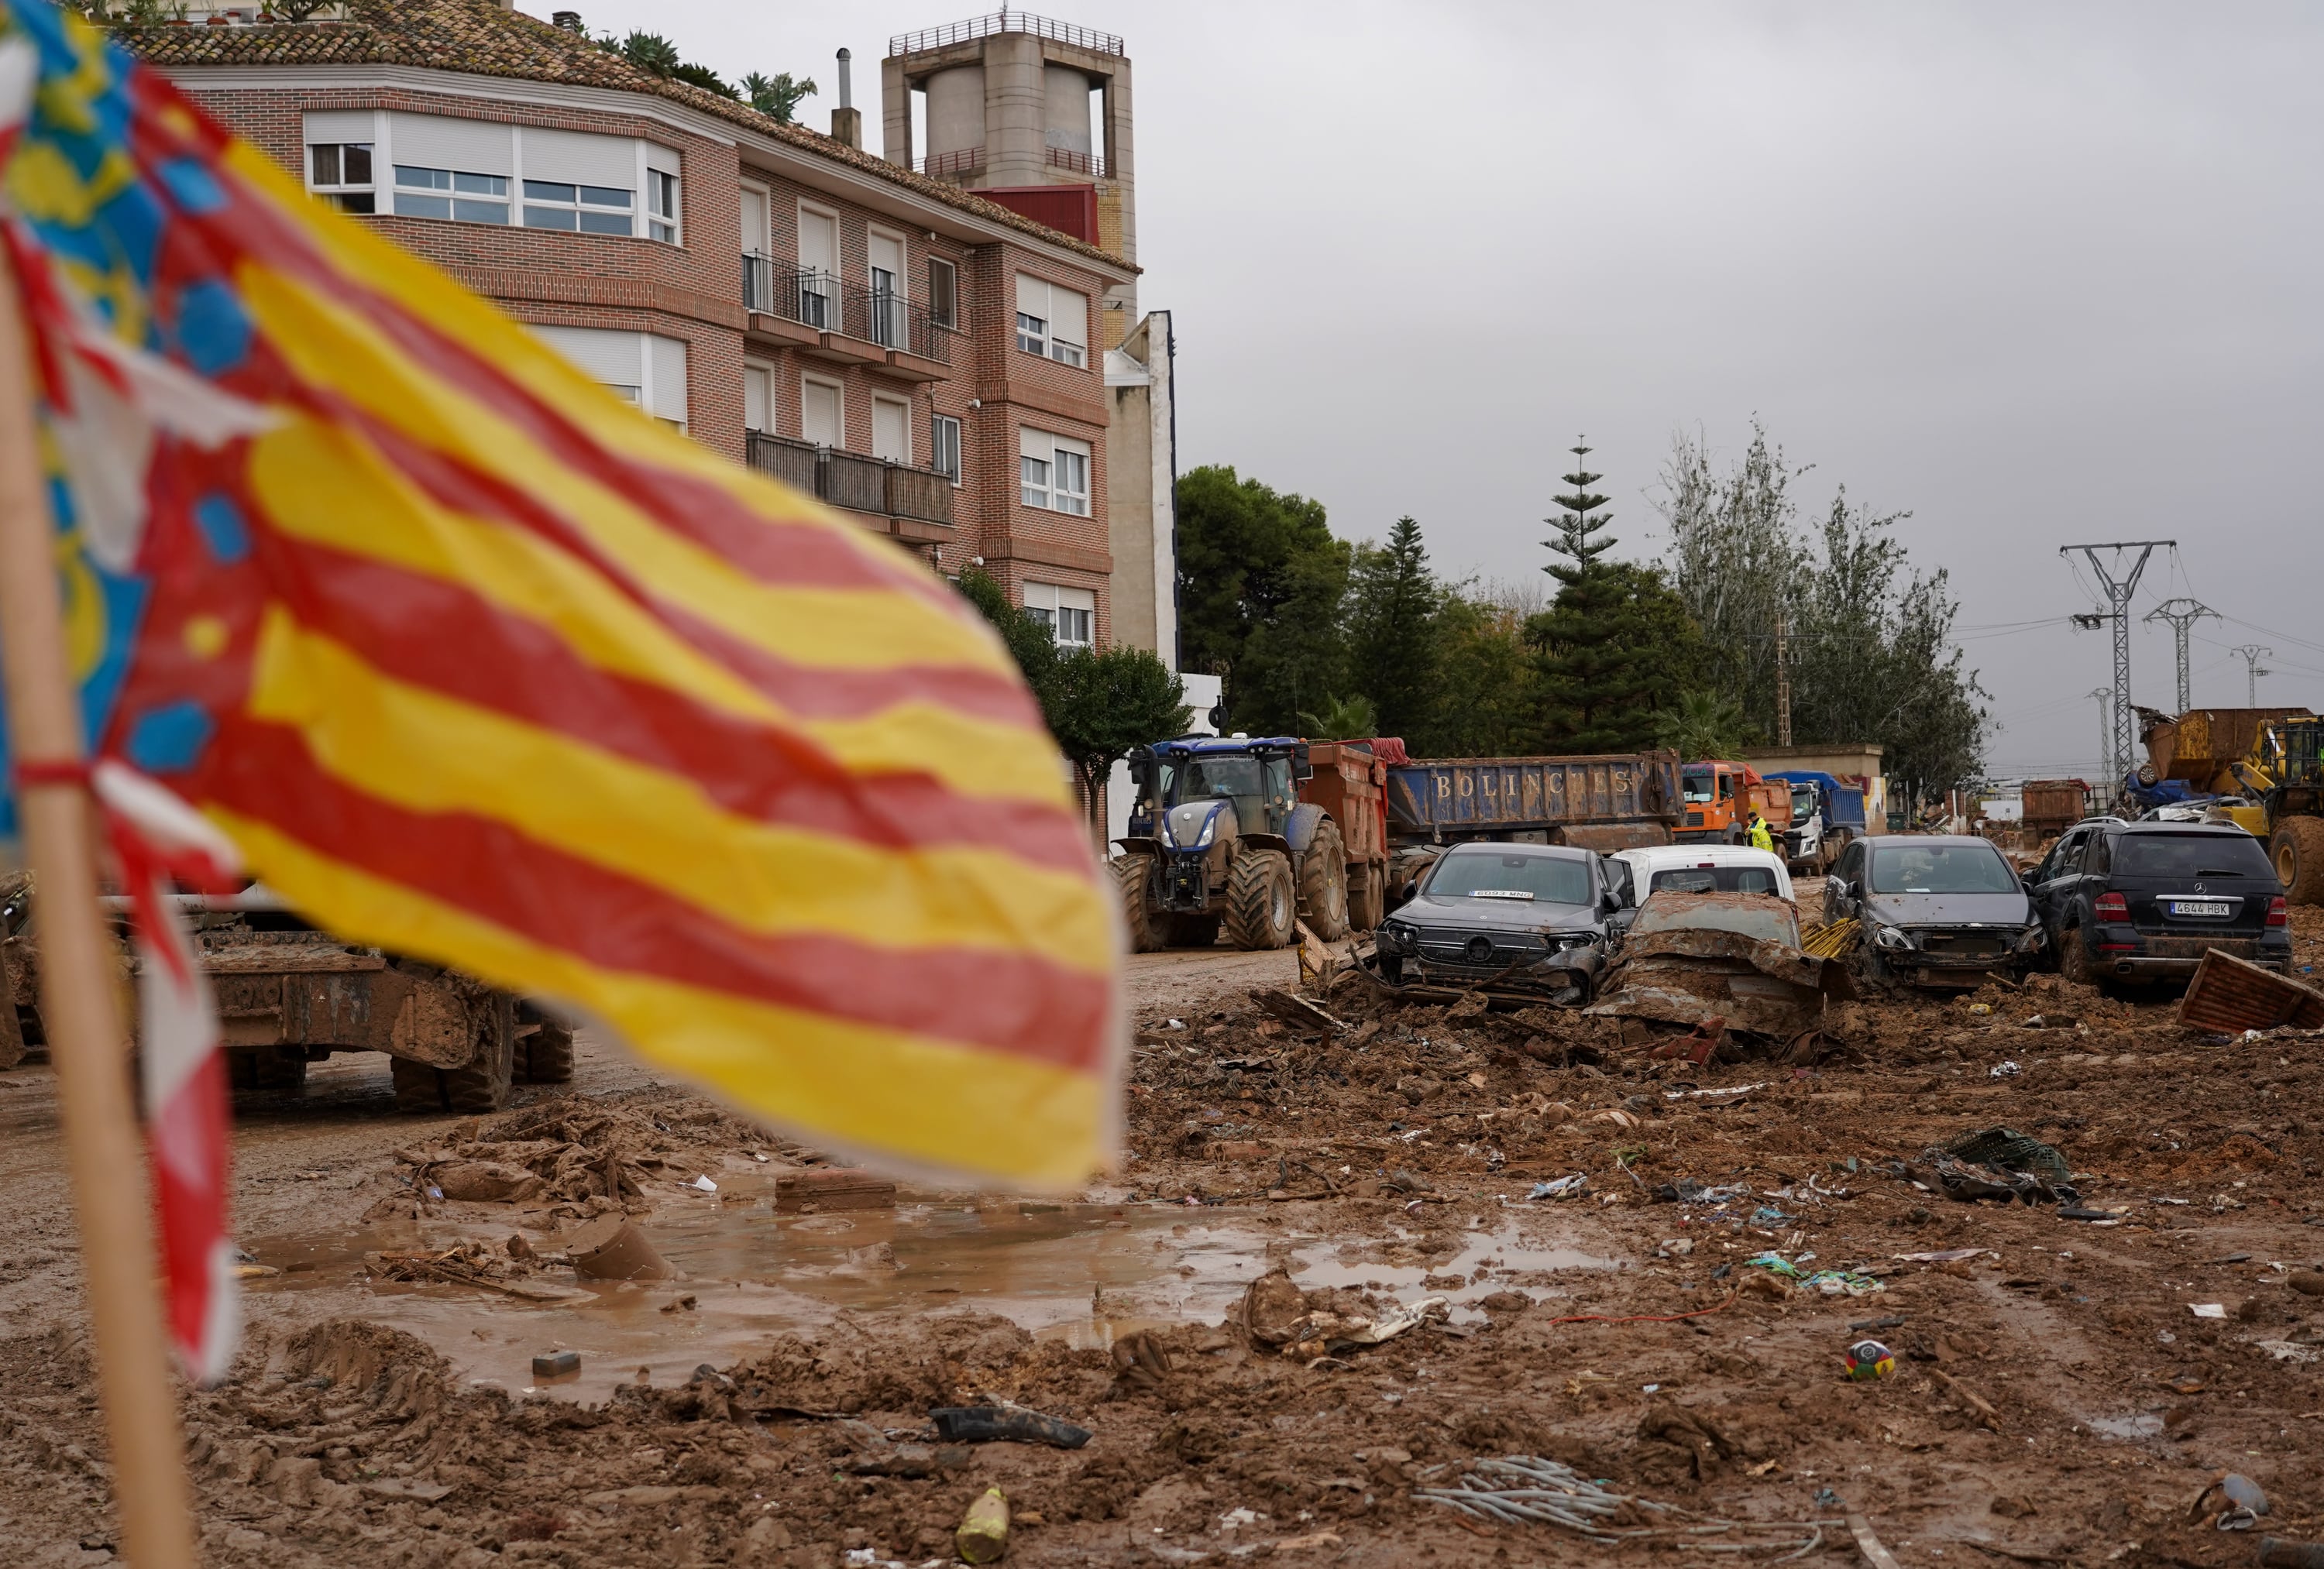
[1115,736,1353,952]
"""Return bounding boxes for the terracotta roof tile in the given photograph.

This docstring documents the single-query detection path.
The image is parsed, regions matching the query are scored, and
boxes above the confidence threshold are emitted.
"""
[117,0,1133,272]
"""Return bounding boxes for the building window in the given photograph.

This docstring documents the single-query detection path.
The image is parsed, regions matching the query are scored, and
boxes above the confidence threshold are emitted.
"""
[308,142,375,214]
[932,414,962,483]
[927,258,957,330]
[1023,582,1095,650]
[523,180,633,234]
[394,165,508,224]
[1015,273,1088,369]
[1019,428,1092,516]
[648,169,679,243]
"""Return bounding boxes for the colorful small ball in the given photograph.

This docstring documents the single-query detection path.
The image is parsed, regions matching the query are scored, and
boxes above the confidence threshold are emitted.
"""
[1844,1340,1895,1380]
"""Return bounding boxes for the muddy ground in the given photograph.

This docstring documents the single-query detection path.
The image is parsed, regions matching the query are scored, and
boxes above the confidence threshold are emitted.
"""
[2,915,2322,1569]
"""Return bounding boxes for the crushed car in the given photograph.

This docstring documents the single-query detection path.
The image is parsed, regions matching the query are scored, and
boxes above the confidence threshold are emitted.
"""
[1360,842,1620,1006]
[1586,889,1853,1039]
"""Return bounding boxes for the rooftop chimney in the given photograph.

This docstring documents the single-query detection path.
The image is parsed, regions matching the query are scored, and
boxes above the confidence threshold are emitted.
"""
[551,9,581,30]
[830,47,861,148]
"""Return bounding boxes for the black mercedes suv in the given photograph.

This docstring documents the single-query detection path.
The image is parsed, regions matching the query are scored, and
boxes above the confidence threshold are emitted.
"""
[2026,820,2290,985]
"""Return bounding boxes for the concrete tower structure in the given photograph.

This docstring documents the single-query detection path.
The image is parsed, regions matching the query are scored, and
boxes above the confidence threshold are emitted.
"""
[882,12,1136,344]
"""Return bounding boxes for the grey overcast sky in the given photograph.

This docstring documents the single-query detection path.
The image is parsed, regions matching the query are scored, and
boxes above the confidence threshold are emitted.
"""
[583,1,2324,779]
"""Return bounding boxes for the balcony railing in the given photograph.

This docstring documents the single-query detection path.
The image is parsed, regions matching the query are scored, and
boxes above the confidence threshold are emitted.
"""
[1043,145,1106,178]
[913,148,985,180]
[742,254,954,365]
[747,433,954,529]
[890,10,1123,57]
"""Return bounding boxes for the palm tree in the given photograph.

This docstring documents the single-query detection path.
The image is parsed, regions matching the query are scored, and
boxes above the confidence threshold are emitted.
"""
[1297,693,1379,741]
[1652,691,1748,760]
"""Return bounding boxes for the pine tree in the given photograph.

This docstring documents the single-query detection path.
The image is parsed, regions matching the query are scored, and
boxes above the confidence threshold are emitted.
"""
[1343,516,1440,740]
[1528,441,1706,751]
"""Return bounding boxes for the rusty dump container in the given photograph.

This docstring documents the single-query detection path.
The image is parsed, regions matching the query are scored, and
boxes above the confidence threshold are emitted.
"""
[2144,708,2315,789]
[1301,741,1388,865]
[2020,779,2089,832]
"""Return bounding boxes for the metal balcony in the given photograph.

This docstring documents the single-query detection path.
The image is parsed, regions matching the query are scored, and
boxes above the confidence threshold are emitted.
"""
[747,433,954,532]
[742,254,954,371]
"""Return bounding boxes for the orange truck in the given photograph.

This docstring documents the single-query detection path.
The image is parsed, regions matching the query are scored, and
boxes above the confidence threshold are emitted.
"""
[1677,760,1791,845]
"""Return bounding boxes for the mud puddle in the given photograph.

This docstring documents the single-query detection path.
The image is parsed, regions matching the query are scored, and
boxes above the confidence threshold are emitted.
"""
[245,1199,1618,1403]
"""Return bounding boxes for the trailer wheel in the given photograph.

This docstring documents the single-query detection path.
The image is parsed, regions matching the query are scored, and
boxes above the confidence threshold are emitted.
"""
[517,1001,575,1083]
[441,993,515,1113]
[1115,855,1167,953]
[1225,846,1296,951]
[228,1045,308,1093]
[1297,820,1350,939]
[1346,862,1386,932]
[2273,817,2324,906]
[390,1055,445,1114]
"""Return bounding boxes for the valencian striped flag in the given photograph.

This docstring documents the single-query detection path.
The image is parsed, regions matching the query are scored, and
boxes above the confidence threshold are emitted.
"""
[0,0,1122,1224]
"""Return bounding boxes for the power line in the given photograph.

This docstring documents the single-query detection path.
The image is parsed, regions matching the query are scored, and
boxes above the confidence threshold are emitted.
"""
[2060,541,2171,786]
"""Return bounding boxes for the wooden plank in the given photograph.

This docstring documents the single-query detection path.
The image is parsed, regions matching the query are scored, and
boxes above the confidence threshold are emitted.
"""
[775,1169,898,1212]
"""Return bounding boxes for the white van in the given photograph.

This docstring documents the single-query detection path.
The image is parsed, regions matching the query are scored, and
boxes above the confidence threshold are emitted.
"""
[1613,844,1796,906]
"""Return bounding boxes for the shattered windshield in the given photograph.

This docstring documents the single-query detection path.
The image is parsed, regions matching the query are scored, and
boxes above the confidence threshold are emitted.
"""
[1868,843,2017,895]
[1634,894,1799,944]
[1425,850,1593,906]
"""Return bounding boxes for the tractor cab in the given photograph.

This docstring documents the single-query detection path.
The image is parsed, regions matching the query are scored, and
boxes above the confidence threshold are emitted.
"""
[1126,736,1309,847]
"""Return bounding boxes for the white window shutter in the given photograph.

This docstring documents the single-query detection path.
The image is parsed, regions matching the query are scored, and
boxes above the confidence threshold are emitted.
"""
[872,398,909,463]
[1018,425,1051,460]
[744,366,770,433]
[647,335,688,424]
[1049,287,1087,349]
[531,324,641,389]
[521,128,636,188]
[304,110,376,145]
[389,114,512,173]
[1014,273,1048,319]
[741,188,767,253]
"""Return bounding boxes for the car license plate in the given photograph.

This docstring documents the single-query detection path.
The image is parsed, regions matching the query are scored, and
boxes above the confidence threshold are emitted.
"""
[2168,900,2230,918]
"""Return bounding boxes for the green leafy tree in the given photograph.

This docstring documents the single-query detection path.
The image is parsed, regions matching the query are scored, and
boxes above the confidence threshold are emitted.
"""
[1297,694,1378,740]
[1529,444,1707,750]
[1652,691,1748,760]
[744,70,818,123]
[1417,588,1543,757]
[1342,516,1440,740]
[1654,424,1989,791]
[1043,646,1190,835]
[953,569,1185,835]
[1174,465,1348,733]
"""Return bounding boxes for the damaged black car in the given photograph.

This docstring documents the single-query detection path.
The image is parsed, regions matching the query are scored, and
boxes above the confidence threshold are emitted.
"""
[1363,843,1618,1005]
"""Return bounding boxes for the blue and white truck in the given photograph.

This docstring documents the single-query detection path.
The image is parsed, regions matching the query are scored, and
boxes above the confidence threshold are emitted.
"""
[1762,770,1868,874]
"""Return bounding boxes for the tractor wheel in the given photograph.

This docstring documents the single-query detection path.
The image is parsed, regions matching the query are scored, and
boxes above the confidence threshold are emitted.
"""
[1115,856,1167,953]
[517,1000,575,1083]
[1297,821,1350,940]
[1165,914,1222,948]
[1346,862,1387,933]
[441,993,515,1114]
[1225,846,1297,951]
[2272,817,2324,907]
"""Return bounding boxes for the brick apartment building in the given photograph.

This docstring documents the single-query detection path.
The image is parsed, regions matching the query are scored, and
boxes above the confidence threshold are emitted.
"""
[122,0,1143,651]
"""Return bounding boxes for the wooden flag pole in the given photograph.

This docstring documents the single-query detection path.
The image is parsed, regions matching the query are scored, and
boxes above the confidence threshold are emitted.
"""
[0,263,200,1564]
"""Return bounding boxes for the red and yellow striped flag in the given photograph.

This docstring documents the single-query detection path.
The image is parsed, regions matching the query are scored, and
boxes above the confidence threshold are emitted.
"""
[0,5,1118,1186]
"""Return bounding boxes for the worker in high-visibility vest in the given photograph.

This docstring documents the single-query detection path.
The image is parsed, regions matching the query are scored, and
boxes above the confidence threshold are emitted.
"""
[1745,810,1776,854]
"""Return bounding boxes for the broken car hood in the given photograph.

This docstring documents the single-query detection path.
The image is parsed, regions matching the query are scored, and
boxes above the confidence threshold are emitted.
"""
[1397,893,1600,937]
[1860,891,2030,929]
[1586,928,1855,1035]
